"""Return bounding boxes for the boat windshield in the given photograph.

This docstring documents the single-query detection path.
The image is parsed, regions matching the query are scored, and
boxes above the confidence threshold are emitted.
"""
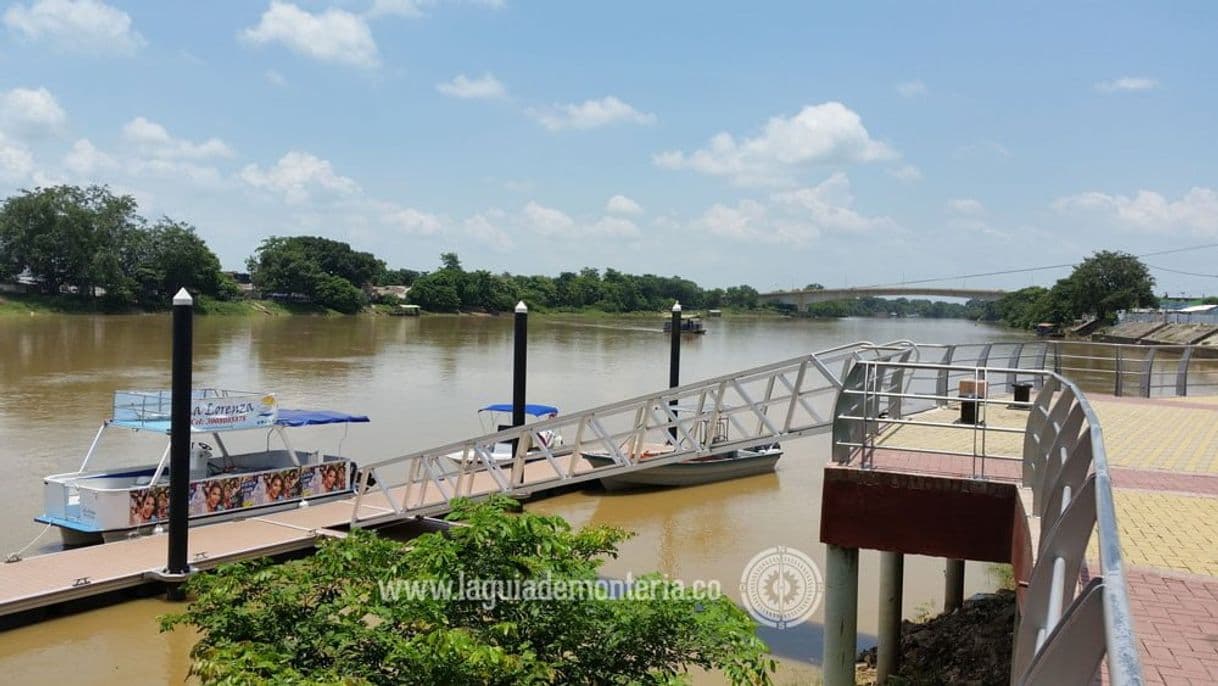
[109,390,370,434]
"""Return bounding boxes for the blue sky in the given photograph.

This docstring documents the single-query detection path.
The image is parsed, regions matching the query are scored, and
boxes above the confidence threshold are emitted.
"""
[1,1,1216,295]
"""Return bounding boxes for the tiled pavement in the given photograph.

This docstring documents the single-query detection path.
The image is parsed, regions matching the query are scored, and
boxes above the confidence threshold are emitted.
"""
[1124,567,1218,685]
[869,394,1218,684]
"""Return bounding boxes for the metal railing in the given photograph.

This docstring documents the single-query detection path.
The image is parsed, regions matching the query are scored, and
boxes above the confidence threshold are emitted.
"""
[832,359,1143,685]
[347,340,918,527]
[910,340,1218,399]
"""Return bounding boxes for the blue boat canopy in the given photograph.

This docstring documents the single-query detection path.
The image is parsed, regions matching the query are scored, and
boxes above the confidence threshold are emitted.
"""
[275,409,371,427]
[479,403,559,417]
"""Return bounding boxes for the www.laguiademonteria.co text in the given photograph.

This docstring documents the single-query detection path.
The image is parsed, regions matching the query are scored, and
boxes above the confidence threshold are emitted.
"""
[378,572,722,610]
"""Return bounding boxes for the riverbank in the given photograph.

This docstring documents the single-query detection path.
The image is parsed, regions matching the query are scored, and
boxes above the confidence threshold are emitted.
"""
[1094,320,1218,346]
[0,292,792,320]
[0,293,333,317]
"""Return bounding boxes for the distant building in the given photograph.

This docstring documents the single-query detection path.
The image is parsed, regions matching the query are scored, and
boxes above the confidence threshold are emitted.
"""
[370,285,410,301]
[223,271,257,298]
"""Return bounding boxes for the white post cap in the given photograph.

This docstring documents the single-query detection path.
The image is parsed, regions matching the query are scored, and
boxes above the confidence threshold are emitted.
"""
[672,301,682,312]
[515,300,528,313]
[173,287,193,306]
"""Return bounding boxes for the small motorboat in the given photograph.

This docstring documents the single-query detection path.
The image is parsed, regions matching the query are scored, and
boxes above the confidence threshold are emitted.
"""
[444,403,563,469]
[663,315,706,335]
[582,445,782,491]
[36,389,368,546]
[581,414,781,490]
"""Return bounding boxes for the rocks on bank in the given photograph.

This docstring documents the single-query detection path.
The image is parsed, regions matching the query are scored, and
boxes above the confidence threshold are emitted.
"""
[854,590,1016,686]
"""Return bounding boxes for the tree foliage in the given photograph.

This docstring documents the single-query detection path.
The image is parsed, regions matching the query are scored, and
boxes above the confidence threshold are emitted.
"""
[247,236,382,313]
[0,185,231,307]
[992,251,1157,328]
[162,496,774,686]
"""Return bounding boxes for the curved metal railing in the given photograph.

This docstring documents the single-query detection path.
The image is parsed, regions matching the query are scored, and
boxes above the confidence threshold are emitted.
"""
[832,359,1143,685]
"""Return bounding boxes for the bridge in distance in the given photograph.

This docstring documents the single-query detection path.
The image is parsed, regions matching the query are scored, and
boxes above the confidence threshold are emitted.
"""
[757,286,1007,308]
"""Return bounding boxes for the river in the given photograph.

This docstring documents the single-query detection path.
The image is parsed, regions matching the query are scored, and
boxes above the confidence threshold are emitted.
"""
[0,313,1026,683]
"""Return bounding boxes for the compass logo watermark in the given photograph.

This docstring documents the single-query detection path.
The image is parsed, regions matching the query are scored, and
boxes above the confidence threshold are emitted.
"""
[739,546,824,629]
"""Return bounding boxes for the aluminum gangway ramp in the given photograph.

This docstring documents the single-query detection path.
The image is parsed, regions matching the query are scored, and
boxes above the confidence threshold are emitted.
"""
[349,340,917,527]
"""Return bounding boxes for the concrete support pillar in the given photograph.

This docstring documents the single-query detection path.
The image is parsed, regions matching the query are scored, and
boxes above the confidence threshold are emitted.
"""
[824,544,859,686]
[944,558,965,612]
[876,551,904,684]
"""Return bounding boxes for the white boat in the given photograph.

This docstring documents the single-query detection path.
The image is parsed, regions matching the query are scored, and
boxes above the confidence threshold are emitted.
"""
[581,414,782,490]
[444,403,563,469]
[36,389,368,546]
[582,446,782,490]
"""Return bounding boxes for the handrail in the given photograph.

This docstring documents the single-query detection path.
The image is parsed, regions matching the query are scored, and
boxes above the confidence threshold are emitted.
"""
[907,340,1218,399]
[832,358,1143,685]
[347,340,919,528]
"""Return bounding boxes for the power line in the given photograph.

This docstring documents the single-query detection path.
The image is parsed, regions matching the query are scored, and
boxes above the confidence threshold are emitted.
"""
[863,242,1218,289]
[1146,263,1218,279]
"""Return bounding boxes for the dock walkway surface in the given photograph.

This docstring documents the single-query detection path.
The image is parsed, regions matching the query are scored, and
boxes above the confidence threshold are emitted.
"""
[0,451,600,618]
[874,394,1218,685]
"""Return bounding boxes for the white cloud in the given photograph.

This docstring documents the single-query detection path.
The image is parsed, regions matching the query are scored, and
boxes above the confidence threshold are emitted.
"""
[522,200,576,236]
[0,132,34,181]
[63,138,116,175]
[0,86,66,137]
[367,0,506,19]
[655,102,896,186]
[494,200,642,240]
[465,211,513,251]
[382,204,443,236]
[366,0,424,18]
[241,2,379,69]
[1053,187,1218,235]
[605,194,643,215]
[947,198,985,216]
[887,164,922,183]
[897,80,927,98]
[3,0,143,55]
[265,69,288,87]
[530,96,656,131]
[692,173,896,245]
[436,73,506,100]
[589,215,639,238]
[121,117,234,160]
[240,151,360,203]
[1095,77,1158,93]
[128,158,226,187]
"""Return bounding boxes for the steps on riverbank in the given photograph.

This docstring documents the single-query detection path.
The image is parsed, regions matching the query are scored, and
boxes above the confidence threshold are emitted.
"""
[1095,321,1218,345]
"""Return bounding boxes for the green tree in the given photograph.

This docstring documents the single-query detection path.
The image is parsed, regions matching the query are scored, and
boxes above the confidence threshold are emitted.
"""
[408,269,463,311]
[246,236,379,311]
[315,273,367,313]
[0,185,140,298]
[1065,250,1157,323]
[134,219,226,305]
[723,285,759,309]
[440,251,463,271]
[162,497,773,685]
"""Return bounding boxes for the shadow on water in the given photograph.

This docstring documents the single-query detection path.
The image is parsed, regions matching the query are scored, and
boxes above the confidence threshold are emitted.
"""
[759,621,877,666]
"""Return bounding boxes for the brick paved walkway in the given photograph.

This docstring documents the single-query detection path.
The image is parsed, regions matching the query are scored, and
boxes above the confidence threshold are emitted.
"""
[1124,566,1218,684]
[871,393,1218,683]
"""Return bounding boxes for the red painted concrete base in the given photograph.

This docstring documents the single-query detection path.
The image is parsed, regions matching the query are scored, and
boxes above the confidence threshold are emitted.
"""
[820,465,1020,564]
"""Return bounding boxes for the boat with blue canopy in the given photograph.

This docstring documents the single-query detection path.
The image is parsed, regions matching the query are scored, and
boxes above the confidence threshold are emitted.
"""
[37,389,368,546]
[444,402,563,469]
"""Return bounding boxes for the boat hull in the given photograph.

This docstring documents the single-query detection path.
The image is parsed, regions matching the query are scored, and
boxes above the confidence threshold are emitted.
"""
[583,448,782,491]
[38,488,356,546]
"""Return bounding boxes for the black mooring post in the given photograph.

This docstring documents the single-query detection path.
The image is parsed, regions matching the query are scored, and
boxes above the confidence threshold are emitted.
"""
[669,301,681,441]
[167,287,193,599]
[512,301,528,451]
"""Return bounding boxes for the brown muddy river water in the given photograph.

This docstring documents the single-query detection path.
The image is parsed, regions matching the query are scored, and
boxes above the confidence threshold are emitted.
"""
[0,313,1026,683]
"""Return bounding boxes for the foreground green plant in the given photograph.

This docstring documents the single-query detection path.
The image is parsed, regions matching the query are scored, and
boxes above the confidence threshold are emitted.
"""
[162,496,774,685]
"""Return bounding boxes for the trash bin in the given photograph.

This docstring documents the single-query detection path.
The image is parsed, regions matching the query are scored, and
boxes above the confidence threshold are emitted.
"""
[1012,381,1033,403]
[959,393,979,425]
